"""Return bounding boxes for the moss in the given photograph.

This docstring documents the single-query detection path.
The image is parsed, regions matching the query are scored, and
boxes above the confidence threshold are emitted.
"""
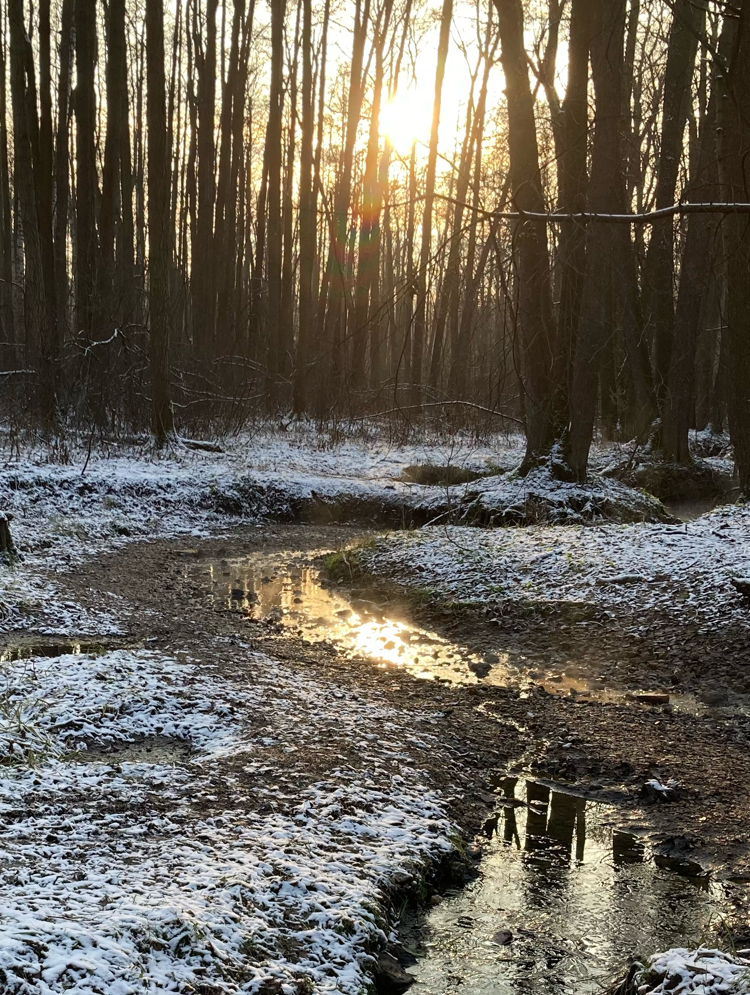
[322,539,375,583]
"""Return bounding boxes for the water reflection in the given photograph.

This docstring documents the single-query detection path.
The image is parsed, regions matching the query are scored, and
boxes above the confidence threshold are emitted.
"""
[190,551,505,683]
[412,781,727,995]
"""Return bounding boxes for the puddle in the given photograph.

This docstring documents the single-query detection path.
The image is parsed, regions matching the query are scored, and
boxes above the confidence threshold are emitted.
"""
[68,735,192,766]
[664,493,739,522]
[187,548,749,718]
[189,550,495,683]
[406,778,732,994]
[0,639,107,663]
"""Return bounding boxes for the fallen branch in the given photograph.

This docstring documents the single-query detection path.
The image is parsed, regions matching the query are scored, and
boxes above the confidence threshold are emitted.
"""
[369,399,525,425]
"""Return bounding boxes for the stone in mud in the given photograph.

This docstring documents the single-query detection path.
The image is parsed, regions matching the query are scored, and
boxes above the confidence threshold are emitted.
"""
[469,660,491,678]
[375,951,416,993]
[492,929,513,946]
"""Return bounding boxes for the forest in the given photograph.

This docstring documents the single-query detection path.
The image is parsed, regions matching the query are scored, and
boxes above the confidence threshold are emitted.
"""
[4,3,750,993]
[1,0,749,493]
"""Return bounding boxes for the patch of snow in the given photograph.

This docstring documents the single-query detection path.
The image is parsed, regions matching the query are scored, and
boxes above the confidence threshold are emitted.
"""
[639,947,750,994]
[0,642,454,994]
[361,501,750,625]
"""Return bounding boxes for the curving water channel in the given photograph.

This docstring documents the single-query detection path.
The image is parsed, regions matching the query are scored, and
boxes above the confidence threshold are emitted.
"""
[184,545,749,719]
[181,541,748,991]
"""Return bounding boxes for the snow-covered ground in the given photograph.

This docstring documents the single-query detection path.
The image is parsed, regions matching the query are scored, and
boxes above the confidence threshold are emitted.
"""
[359,501,750,628]
[638,948,750,994]
[0,427,745,993]
[0,427,683,636]
[0,644,454,994]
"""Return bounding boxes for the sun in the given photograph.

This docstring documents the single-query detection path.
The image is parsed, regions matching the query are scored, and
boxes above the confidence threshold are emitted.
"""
[380,85,434,156]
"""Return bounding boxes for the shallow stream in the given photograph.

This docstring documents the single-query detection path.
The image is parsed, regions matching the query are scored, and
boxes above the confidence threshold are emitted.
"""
[405,777,733,994]
[181,541,749,988]
[184,545,748,719]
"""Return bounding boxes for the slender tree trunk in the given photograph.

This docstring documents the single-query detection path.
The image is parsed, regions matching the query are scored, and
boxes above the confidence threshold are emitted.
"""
[412,0,452,401]
[280,0,302,387]
[293,0,316,412]
[53,0,73,348]
[74,0,99,345]
[643,0,701,404]
[193,0,218,362]
[266,0,286,394]
[320,0,370,400]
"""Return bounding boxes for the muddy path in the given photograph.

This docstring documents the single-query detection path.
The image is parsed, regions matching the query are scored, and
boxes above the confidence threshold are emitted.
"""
[49,523,750,882]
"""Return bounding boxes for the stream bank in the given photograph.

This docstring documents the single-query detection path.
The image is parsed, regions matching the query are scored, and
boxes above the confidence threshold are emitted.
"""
[1,432,747,993]
[20,523,746,993]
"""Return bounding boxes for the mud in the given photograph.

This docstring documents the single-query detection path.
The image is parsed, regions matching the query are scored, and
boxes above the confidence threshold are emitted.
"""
[47,523,750,890]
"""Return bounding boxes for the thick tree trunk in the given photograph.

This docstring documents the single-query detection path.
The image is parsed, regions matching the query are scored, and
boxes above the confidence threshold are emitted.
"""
[720,1,750,493]
[9,0,55,425]
[494,0,556,469]
[147,0,174,442]
[568,0,627,479]
[554,0,592,418]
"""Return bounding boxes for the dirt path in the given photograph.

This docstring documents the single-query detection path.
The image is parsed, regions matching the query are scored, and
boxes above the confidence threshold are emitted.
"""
[58,523,750,882]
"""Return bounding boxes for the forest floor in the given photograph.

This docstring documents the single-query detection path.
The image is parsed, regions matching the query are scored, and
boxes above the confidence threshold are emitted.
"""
[0,426,749,994]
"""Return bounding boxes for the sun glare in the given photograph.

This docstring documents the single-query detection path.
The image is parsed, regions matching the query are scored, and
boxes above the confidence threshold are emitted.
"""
[380,87,432,155]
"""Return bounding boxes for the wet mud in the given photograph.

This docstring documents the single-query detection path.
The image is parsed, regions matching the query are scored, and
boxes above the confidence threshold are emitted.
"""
[42,522,750,981]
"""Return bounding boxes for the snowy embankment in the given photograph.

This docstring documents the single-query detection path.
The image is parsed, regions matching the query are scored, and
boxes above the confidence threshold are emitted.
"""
[0,429,673,635]
[358,501,750,628]
[0,646,454,994]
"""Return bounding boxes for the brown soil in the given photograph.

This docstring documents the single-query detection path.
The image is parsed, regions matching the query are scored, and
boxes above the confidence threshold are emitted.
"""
[56,523,750,880]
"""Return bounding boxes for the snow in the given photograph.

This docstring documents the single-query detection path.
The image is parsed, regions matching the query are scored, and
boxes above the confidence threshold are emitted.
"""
[0,645,454,994]
[639,948,750,994]
[359,502,750,627]
[0,427,745,992]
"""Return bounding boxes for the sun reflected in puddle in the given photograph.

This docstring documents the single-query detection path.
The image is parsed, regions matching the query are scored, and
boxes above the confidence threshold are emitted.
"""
[190,551,505,684]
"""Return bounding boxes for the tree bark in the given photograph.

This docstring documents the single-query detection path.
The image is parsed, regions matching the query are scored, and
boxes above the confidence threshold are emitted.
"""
[412,0,452,401]
[494,0,556,469]
[147,0,175,441]
[719,1,750,493]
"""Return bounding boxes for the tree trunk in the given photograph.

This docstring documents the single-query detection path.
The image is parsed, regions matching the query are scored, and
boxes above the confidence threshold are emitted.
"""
[643,1,701,403]
[9,0,55,425]
[74,0,99,346]
[147,0,175,441]
[494,0,556,469]
[193,0,218,362]
[265,0,286,395]
[412,0,452,401]
[568,0,627,479]
[719,0,750,493]
[293,0,316,412]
